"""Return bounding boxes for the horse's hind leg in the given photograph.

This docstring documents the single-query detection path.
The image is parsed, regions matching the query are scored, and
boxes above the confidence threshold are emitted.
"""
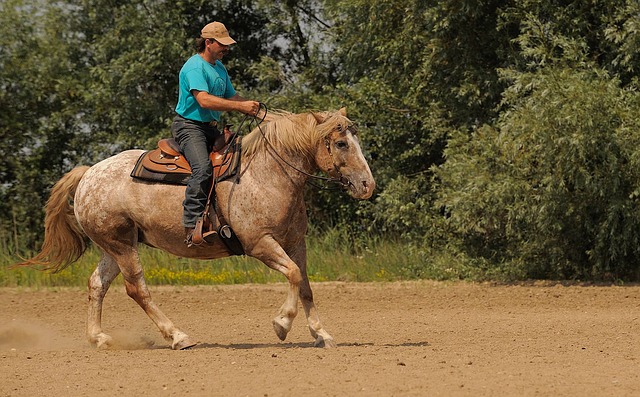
[115,247,196,350]
[90,225,196,350]
[87,253,121,348]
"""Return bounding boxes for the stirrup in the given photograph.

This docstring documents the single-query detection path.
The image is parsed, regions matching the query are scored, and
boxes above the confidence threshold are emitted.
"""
[192,230,218,245]
[191,217,218,246]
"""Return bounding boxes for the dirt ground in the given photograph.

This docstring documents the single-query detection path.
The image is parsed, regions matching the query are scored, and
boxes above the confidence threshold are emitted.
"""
[1,281,639,396]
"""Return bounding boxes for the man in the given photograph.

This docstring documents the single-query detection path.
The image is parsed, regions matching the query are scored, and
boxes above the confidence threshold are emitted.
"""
[172,21,260,246]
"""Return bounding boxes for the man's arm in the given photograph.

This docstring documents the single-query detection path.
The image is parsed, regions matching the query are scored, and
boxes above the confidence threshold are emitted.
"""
[192,90,260,116]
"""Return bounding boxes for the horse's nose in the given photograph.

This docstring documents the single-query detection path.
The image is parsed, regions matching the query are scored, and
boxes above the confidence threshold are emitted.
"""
[362,179,375,199]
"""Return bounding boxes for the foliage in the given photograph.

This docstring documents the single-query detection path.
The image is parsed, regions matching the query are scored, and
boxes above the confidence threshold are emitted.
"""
[2,0,640,281]
[1,0,91,249]
[436,59,640,280]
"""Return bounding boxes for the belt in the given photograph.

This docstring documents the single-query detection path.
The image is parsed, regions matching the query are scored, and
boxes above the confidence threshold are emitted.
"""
[177,115,217,128]
[196,119,217,127]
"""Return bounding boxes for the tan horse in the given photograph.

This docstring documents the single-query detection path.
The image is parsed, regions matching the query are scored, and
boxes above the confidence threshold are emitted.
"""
[18,108,375,350]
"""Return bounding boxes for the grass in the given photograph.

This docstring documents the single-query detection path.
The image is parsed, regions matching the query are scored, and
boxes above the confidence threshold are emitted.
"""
[0,232,439,288]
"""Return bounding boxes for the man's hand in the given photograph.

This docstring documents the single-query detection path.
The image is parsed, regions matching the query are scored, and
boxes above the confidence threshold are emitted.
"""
[238,100,261,116]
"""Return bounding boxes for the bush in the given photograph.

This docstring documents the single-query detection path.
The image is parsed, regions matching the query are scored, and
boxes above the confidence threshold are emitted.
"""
[435,67,640,281]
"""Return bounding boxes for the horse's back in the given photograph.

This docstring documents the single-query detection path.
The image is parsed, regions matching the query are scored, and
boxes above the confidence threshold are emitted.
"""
[74,150,231,259]
[75,150,147,212]
[74,150,184,232]
[79,150,143,184]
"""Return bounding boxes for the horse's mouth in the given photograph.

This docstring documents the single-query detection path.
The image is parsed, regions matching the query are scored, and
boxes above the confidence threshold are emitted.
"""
[342,177,375,199]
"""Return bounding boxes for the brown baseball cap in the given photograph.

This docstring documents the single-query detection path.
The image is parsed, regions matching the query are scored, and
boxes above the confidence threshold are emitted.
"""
[200,22,236,45]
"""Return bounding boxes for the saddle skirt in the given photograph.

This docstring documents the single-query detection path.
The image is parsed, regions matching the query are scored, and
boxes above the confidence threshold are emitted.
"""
[131,134,242,185]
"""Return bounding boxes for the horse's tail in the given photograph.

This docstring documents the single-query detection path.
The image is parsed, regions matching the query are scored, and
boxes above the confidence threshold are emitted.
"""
[14,166,91,273]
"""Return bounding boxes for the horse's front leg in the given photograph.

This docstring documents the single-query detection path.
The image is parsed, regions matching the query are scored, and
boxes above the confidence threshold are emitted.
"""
[272,277,300,342]
[254,238,335,347]
[292,244,336,348]
[251,238,303,342]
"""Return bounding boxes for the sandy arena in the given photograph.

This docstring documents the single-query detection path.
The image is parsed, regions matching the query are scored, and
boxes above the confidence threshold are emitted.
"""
[1,281,639,396]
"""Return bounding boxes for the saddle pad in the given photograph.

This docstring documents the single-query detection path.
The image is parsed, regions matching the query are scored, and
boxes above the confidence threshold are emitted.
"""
[130,151,190,185]
[130,137,242,186]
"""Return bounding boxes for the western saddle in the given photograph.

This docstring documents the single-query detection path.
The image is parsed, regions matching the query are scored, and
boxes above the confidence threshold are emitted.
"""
[130,128,244,253]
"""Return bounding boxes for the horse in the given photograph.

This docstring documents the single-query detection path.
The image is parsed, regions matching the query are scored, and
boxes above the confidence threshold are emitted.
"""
[17,108,375,350]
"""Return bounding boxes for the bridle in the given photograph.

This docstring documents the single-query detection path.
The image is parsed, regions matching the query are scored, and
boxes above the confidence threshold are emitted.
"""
[243,103,351,190]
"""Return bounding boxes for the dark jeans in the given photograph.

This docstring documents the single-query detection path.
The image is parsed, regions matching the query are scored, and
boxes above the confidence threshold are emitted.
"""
[171,115,221,228]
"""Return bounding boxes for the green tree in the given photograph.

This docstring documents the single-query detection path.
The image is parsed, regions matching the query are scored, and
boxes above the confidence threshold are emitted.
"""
[77,0,275,152]
[304,0,512,236]
[435,9,640,280]
[1,0,91,250]
[5,0,640,282]
[1,0,296,251]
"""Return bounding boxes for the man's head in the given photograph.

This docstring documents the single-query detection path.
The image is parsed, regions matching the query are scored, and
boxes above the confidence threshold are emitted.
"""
[200,22,236,45]
[196,22,236,60]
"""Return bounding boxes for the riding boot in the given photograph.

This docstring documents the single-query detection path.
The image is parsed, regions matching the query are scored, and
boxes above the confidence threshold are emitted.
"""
[185,227,195,247]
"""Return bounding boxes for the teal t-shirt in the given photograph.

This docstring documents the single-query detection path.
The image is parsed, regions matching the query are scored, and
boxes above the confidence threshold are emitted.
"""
[175,54,237,122]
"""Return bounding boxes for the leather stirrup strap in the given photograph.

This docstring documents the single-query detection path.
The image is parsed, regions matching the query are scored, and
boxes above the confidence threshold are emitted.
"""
[191,132,243,246]
[192,217,205,245]
[191,165,219,245]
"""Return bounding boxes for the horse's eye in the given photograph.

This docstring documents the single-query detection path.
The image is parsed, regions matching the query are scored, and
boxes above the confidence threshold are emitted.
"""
[335,141,348,150]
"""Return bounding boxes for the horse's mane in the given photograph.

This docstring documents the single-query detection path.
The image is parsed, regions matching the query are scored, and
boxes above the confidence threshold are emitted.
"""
[241,109,349,158]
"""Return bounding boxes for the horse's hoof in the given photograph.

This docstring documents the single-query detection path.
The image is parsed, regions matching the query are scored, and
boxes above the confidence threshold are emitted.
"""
[178,340,197,350]
[173,338,197,350]
[314,336,337,348]
[93,333,113,349]
[272,321,288,341]
[171,331,197,350]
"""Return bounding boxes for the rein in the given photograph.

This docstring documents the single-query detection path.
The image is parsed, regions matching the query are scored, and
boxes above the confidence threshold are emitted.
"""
[249,103,348,190]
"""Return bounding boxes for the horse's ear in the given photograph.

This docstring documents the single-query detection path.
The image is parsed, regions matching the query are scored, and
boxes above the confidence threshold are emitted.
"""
[313,108,347,124]
[312,112,326,124]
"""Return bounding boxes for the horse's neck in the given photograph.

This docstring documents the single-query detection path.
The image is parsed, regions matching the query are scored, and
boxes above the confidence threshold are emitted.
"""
[245,146,315,192]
